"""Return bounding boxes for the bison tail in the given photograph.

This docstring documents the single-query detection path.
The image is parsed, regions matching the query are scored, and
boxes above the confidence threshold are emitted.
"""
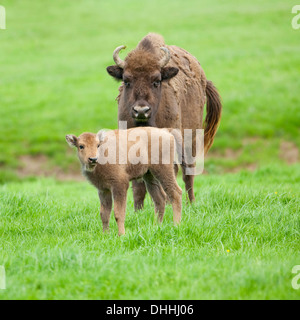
[204,80,222,153]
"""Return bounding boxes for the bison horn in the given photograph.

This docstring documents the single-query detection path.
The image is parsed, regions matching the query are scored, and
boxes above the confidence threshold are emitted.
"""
[159,47,171,67]
[113,45,126,68]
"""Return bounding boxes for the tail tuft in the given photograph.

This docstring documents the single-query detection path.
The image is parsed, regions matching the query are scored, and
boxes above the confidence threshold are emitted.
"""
[204,80,222,153]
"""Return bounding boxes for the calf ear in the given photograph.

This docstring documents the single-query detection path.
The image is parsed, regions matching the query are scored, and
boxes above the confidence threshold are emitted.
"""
[97,130,106,142]
[161,67,179,81]
[66,134,78,147]
[97,129,106,142]
[106,66,123,80]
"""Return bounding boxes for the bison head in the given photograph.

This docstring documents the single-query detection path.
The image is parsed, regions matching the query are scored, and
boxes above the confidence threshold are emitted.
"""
[106,44,179,126]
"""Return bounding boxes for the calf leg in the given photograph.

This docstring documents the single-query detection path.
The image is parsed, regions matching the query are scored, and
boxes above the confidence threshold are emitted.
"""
[150,165,182,225]
[132,179,147,211]
[112,182,129,236]
[98,189,112,233]
[182,165,195,203]
[181,129,199,203]
[174,163,179,178]
[143,172,166,223]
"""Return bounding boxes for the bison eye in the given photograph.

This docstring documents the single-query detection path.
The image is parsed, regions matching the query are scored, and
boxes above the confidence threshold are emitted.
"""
[79,145,84,150]
[153,81,161,88]
[124,81,131,88]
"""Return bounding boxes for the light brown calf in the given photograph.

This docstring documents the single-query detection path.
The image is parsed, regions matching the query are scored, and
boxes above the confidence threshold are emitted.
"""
[66,127,182,235]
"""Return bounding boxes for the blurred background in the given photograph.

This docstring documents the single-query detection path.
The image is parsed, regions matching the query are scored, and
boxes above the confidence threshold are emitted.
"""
[0,0,299,183]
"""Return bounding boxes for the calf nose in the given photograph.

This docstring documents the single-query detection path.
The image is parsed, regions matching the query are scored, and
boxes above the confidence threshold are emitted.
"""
[133,106,151,119]
[88,157,98,163]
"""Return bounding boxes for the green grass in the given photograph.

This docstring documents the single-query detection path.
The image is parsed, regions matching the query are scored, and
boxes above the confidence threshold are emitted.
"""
[0,165,299,299]
[0,0,299,300]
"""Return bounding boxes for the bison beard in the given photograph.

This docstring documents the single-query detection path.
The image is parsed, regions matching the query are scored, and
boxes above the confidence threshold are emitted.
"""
[106,33,222,209]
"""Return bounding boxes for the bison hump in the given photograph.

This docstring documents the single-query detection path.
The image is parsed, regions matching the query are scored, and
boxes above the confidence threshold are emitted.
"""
[137,33,165,54]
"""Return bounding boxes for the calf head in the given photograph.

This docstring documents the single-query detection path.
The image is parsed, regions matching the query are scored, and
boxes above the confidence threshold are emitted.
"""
[66,133,99,172]
[107,42,179,126]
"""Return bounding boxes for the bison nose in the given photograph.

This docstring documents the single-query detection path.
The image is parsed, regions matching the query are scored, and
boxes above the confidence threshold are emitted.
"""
[88,157,98,164]
[133,106,151,119]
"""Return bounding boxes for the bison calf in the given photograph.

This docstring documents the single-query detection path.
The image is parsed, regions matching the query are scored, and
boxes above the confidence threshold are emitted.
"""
[66,127,182,236]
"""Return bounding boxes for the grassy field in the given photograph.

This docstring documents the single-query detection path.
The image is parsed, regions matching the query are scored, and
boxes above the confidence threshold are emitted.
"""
[0,0,299,299]
[0,166,299,299]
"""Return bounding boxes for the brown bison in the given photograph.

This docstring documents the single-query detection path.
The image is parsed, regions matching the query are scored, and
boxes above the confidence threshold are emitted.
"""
[107,33,222,209]
[66,128,182,235]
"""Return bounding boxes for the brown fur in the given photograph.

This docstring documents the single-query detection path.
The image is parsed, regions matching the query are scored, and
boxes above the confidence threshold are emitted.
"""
[66,128,182,236]
[107,33,222,208]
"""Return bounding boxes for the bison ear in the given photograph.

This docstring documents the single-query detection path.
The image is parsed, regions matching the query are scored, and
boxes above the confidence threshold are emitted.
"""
[161,67,179,81]
[66,134,78,147]
[106,65,123,80]
[97,130,106,142]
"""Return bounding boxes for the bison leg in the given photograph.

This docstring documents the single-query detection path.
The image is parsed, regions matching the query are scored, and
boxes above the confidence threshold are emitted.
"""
[132,179,147,211]
[150,166,182,225]
[174,163,179,177]
[112,182,129,236]
[143,172,166,223]
[98,189,112,233]
[182,167,195,203]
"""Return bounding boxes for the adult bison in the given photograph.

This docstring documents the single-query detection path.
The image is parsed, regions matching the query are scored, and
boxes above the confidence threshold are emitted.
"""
[106,33,222,210]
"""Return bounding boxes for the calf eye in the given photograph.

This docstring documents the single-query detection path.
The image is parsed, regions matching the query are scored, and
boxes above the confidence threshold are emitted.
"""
[124,81,131,88]
[97,144,100,148]
[79,145,84,150]
[153,81,160,88]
